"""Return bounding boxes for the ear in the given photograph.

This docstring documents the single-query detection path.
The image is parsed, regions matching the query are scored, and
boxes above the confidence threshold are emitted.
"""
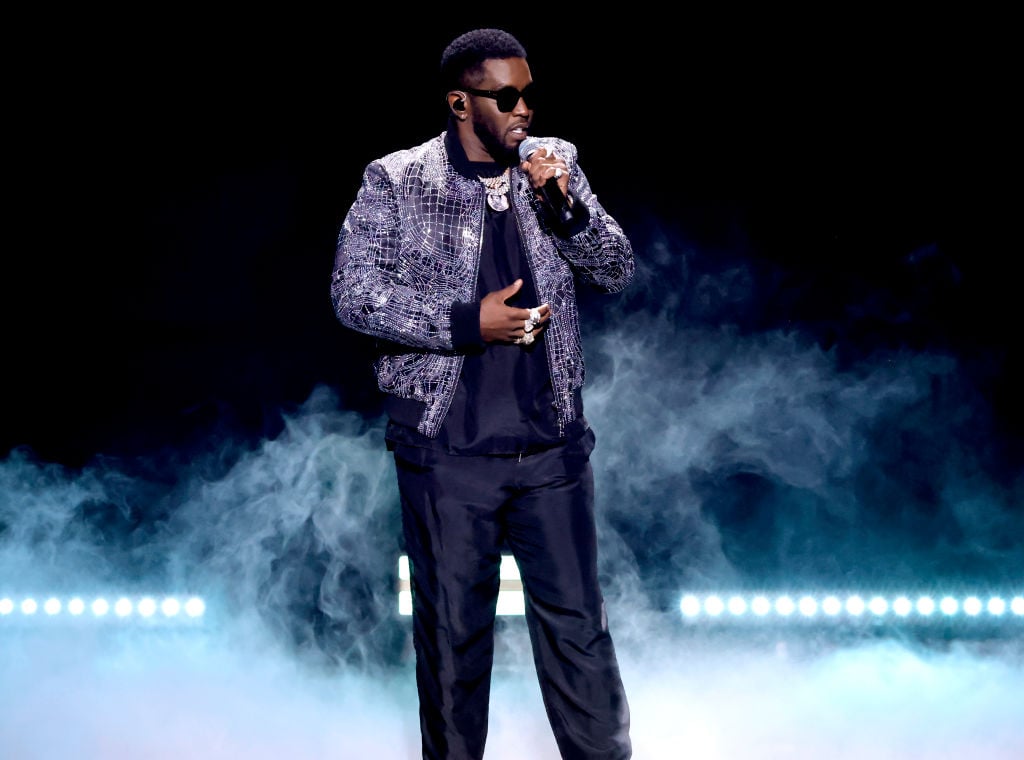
[447,91,467,118]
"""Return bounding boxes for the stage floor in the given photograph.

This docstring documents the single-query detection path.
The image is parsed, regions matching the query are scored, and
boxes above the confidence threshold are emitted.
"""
[2,621,1022,759]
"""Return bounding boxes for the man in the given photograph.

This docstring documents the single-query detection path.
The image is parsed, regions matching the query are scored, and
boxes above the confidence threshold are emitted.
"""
[331,28,633,760]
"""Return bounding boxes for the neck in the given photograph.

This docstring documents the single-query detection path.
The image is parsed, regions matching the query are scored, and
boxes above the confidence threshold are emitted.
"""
[459,135,495,163]
[453,120,515,164]
[445,126,512,182]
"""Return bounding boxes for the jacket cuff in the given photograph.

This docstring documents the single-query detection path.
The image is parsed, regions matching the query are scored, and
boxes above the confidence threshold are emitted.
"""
[451,300,484,350]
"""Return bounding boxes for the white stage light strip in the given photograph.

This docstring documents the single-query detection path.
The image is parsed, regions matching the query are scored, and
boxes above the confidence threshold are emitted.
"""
[397,555,524,616]
[679,593,1024,622]
[0,595,206,623]
[397,555,1024,626]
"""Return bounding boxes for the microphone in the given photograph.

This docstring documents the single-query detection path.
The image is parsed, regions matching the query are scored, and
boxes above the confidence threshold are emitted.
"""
[518,137,575,226]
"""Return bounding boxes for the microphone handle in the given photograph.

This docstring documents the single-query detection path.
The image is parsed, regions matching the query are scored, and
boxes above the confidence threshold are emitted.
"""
[539,176,574,225]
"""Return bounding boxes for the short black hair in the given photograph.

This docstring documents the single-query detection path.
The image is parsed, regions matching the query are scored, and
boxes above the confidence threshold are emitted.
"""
[439,28,527,91]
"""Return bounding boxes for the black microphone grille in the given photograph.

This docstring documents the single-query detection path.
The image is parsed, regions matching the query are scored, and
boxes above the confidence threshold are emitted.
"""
[518,137,547,161]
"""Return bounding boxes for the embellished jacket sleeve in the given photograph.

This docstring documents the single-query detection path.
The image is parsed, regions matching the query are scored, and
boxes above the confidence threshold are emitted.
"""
[331,141,479,353]
[519,137,635,295]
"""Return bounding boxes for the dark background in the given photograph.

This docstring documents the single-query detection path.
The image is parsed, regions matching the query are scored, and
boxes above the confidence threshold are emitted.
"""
[1,12,1021,676]
[5,11,1019,471]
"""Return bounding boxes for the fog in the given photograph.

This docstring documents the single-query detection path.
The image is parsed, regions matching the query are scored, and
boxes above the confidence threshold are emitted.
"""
[3,224,1021,756]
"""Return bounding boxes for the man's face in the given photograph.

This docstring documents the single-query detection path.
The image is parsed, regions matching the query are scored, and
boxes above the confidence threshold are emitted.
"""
[465,57,534,161]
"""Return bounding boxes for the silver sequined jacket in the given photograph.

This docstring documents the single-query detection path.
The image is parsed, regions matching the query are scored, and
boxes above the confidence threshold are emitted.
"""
[331,132,634,438]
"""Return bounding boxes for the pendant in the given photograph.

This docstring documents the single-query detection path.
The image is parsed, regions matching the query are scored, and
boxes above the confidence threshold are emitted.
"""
[487,192,509,212]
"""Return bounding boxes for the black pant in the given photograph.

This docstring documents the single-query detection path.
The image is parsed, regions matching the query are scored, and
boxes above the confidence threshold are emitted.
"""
[394,429,631,760]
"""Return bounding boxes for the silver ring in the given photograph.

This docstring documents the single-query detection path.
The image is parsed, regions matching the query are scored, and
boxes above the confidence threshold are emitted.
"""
[524,319,534,333]
[529,308,541,323]
[521,332,535,345]
[553,168,563,179]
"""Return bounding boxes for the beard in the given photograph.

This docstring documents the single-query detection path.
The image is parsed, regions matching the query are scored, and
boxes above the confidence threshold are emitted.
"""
[472,121,519,166]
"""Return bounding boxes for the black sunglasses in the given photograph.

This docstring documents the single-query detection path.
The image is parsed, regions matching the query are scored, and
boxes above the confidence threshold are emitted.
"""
[463,83,538,112]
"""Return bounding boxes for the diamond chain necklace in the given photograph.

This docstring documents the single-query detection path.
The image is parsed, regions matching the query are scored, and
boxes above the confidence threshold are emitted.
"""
[479,168,510,212]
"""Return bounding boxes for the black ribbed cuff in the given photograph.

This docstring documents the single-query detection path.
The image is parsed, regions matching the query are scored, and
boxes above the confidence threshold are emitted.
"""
[451,300,484,350]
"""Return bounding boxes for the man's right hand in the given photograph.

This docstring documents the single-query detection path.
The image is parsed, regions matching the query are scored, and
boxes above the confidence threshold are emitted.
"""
[479,279,551,344]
